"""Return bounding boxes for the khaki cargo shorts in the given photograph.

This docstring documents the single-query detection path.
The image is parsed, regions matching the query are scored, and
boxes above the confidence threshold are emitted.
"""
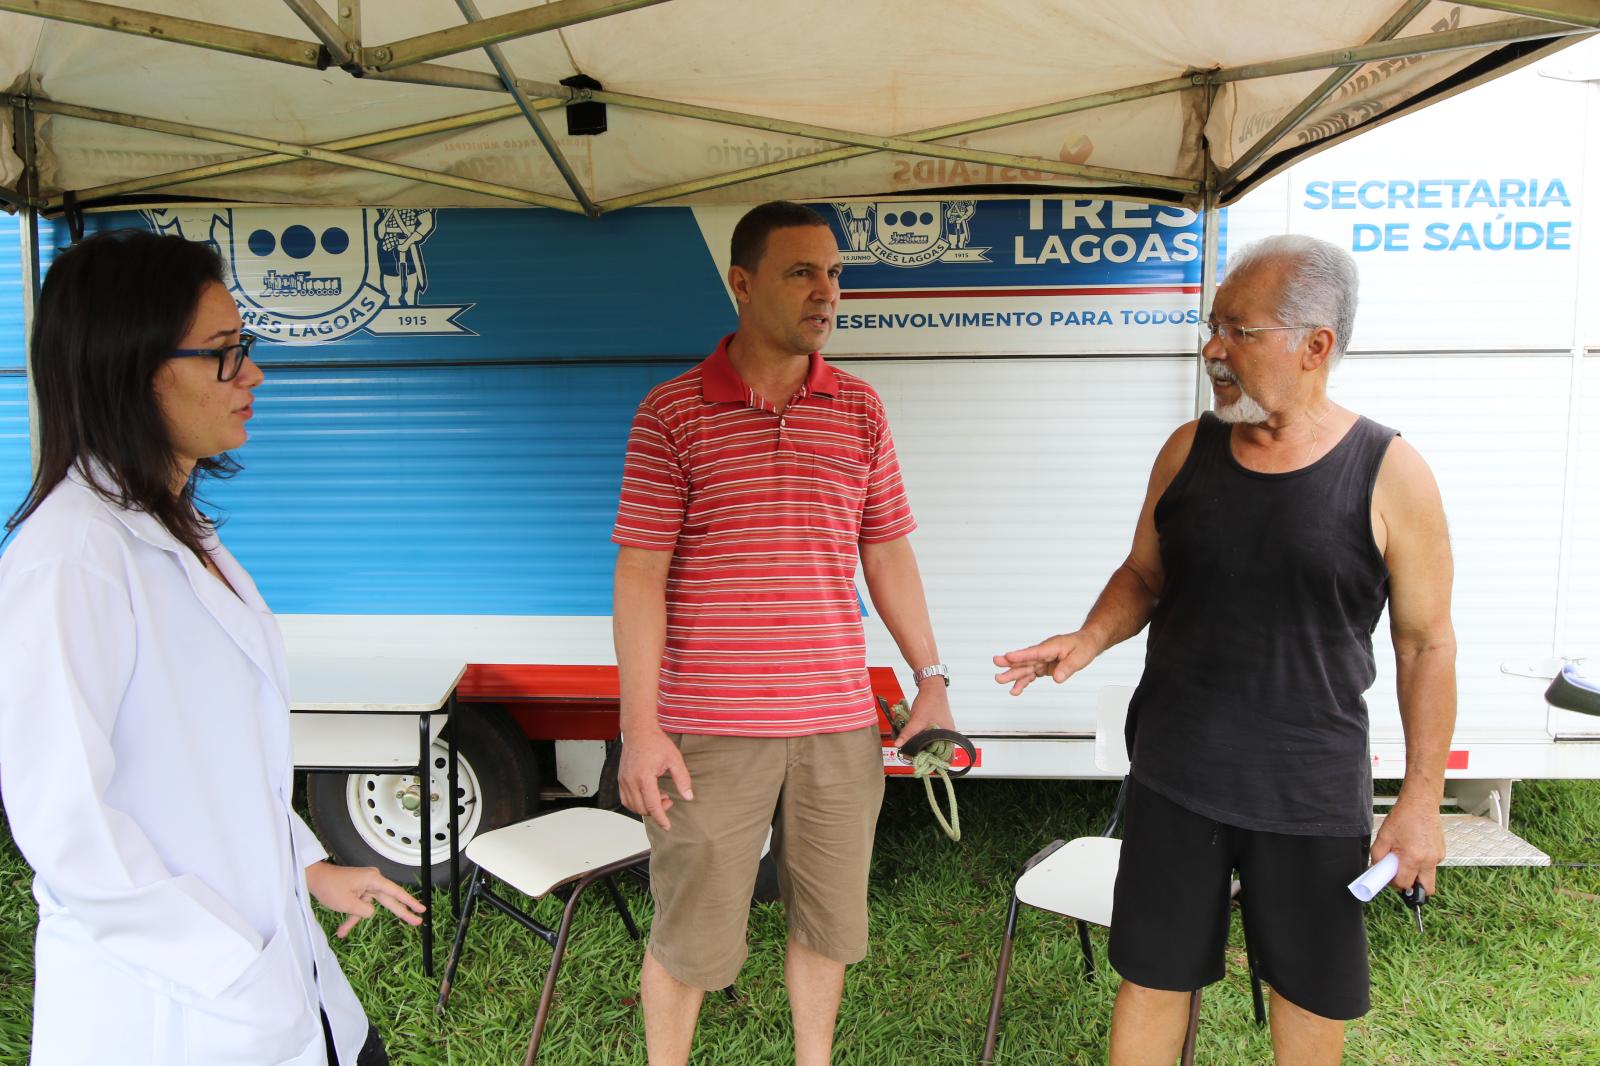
[644,724,886,991]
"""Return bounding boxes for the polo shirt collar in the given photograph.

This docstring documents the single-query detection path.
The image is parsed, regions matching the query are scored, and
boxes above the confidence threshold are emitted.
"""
[701,333,840,405]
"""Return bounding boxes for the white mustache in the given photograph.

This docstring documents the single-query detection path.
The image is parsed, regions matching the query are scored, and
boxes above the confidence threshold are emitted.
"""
[1205,361,1237,385]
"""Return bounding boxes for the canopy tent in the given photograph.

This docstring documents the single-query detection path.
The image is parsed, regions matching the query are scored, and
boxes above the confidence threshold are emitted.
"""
[0,1,1596,219]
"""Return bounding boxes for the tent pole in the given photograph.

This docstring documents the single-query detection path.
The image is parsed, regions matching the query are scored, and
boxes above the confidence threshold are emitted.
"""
[1454,1,1600,29]
[0,0,325,67]
[8,96,585,213]
[582,87,1197,194]
[13,98,42,473]
[1208,16,1583,86]
[282,0,355,68]
[454,0,599,217]
[364,62,534,94]
[366,68,1200,195]
[1548,76,1599,664]
[366,0,672,70]
[1219,0,1431,188]
[595,81,1206,212]
[339,0,360,43]
[1195,192,1219,420]
[1195,74,1221,422]
[45,103,530,210]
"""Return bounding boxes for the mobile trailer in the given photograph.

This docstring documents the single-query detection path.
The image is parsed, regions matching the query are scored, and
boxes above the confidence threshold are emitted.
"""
[1,3,1598,881]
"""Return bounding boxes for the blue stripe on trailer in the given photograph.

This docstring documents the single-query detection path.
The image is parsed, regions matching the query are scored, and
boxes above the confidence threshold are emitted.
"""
[205,361,693,615]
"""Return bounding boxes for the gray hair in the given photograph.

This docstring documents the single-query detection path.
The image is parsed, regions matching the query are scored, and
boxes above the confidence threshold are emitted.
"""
[1224,234,1359,364]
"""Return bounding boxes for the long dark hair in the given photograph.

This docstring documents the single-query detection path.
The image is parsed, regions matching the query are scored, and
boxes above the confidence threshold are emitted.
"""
[5,229,239,559]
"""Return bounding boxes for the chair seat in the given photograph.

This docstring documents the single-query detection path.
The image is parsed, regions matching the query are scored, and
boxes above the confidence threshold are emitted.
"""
[1015,836,1121,927]
[465,808,650,899]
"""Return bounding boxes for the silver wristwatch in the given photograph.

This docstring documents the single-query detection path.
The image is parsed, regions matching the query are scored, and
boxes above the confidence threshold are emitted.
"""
[912,663,950,687]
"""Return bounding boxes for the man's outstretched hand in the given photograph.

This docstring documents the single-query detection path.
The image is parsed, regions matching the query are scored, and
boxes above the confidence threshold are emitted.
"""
[993,631,1100,695]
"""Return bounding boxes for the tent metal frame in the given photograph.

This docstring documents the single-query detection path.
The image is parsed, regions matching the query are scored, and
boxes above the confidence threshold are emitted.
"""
[0,0,1595,440]
[0,0,1592,217]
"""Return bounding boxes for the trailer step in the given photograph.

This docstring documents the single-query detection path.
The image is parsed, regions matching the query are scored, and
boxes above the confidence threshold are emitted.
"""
[1373,813,1550,867]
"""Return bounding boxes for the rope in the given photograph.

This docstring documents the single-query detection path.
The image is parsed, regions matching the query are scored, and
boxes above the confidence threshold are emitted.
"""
[888,699,960,842]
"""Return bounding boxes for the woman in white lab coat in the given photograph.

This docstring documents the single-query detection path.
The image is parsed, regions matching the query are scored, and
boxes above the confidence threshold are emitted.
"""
[0,230,424,1065]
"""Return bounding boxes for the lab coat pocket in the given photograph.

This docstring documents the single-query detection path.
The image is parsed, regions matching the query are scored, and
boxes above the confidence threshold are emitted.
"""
[31,914,166,1066]
[178,923,317,1065]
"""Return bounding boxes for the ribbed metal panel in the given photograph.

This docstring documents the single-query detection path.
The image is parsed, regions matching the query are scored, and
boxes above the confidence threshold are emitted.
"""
[0,213,30,525]
[1569,354,1600,653]
[206,361,692,616]
[856,355,1195,734]
[0,212,22,371]
[1330,354,1575,737]
[0,376,31,521]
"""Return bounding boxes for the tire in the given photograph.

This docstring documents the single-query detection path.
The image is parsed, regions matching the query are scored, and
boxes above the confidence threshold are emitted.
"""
[594,739,622,811]
[306,705,539,888]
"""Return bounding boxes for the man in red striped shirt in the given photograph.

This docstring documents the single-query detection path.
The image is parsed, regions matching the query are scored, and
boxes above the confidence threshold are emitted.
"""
[613,201,953,1066]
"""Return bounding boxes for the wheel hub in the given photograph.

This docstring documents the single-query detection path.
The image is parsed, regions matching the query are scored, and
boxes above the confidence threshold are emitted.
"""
[344,738,484,867]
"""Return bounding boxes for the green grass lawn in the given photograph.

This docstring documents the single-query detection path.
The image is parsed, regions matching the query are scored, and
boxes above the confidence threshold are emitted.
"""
[3,778,1598,1064]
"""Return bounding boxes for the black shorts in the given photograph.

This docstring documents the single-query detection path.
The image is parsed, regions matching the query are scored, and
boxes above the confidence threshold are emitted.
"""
[1107,775,1372,1020]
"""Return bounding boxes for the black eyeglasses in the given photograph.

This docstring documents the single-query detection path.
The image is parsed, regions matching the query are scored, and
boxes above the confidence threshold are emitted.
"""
[170,333,259,382]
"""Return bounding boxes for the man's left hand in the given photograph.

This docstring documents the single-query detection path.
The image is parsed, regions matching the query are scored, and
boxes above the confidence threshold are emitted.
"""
[305,860,427,939]
[1370,798,1446,896]
[893,682,955,749]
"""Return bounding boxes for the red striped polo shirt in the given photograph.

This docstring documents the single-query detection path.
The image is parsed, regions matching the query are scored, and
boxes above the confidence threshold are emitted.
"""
[612,335,917,737]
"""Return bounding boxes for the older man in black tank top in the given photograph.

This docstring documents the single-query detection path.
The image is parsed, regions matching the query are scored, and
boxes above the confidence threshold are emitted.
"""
[996,235,1456,1066]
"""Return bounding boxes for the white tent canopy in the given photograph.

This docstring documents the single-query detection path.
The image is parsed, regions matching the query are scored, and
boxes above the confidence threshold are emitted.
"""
[0,0,1595,217]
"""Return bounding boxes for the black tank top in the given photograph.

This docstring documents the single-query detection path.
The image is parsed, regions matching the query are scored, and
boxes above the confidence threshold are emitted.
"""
[1127,412,1397,836]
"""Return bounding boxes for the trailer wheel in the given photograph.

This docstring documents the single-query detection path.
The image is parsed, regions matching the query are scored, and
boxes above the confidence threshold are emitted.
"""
[306,705,538,888]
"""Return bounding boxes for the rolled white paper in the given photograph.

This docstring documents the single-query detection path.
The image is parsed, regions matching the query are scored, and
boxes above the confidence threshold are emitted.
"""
[1348,852,1399,902]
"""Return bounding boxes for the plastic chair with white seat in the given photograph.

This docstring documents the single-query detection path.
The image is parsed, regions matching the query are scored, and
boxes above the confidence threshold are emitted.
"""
[979,686,1263,1065]
[435,806,650,1066]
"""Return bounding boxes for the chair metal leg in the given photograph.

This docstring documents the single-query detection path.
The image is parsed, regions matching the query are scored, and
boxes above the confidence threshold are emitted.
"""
[447,694,461,915]
[979,890,1024,1065]
[1235,886,1267,1027]
[1100,777,1130,837]
[1236,891,1266,1027]
[436,869,486,1015]
[981,839,1067,1065]
[522,870,601,1066]
[418,711,434,977]
[1076,918,1096,982]
[1180,987,1202,1066]
[602,874,639,940]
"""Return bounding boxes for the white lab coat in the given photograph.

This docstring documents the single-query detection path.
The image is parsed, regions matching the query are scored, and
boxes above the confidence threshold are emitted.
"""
[0,468,369,1065]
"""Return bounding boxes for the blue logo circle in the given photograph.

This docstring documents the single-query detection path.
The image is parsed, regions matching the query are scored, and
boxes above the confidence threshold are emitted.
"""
[885,212,900,226]
[248,229,276,257]
[321,227,349,255]
[919,211,935,226]
[281,225,316,260]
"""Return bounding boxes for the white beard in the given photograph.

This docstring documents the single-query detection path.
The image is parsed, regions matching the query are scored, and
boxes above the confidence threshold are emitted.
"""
[1213,390,1271,424]
[1206,361,1272,424]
